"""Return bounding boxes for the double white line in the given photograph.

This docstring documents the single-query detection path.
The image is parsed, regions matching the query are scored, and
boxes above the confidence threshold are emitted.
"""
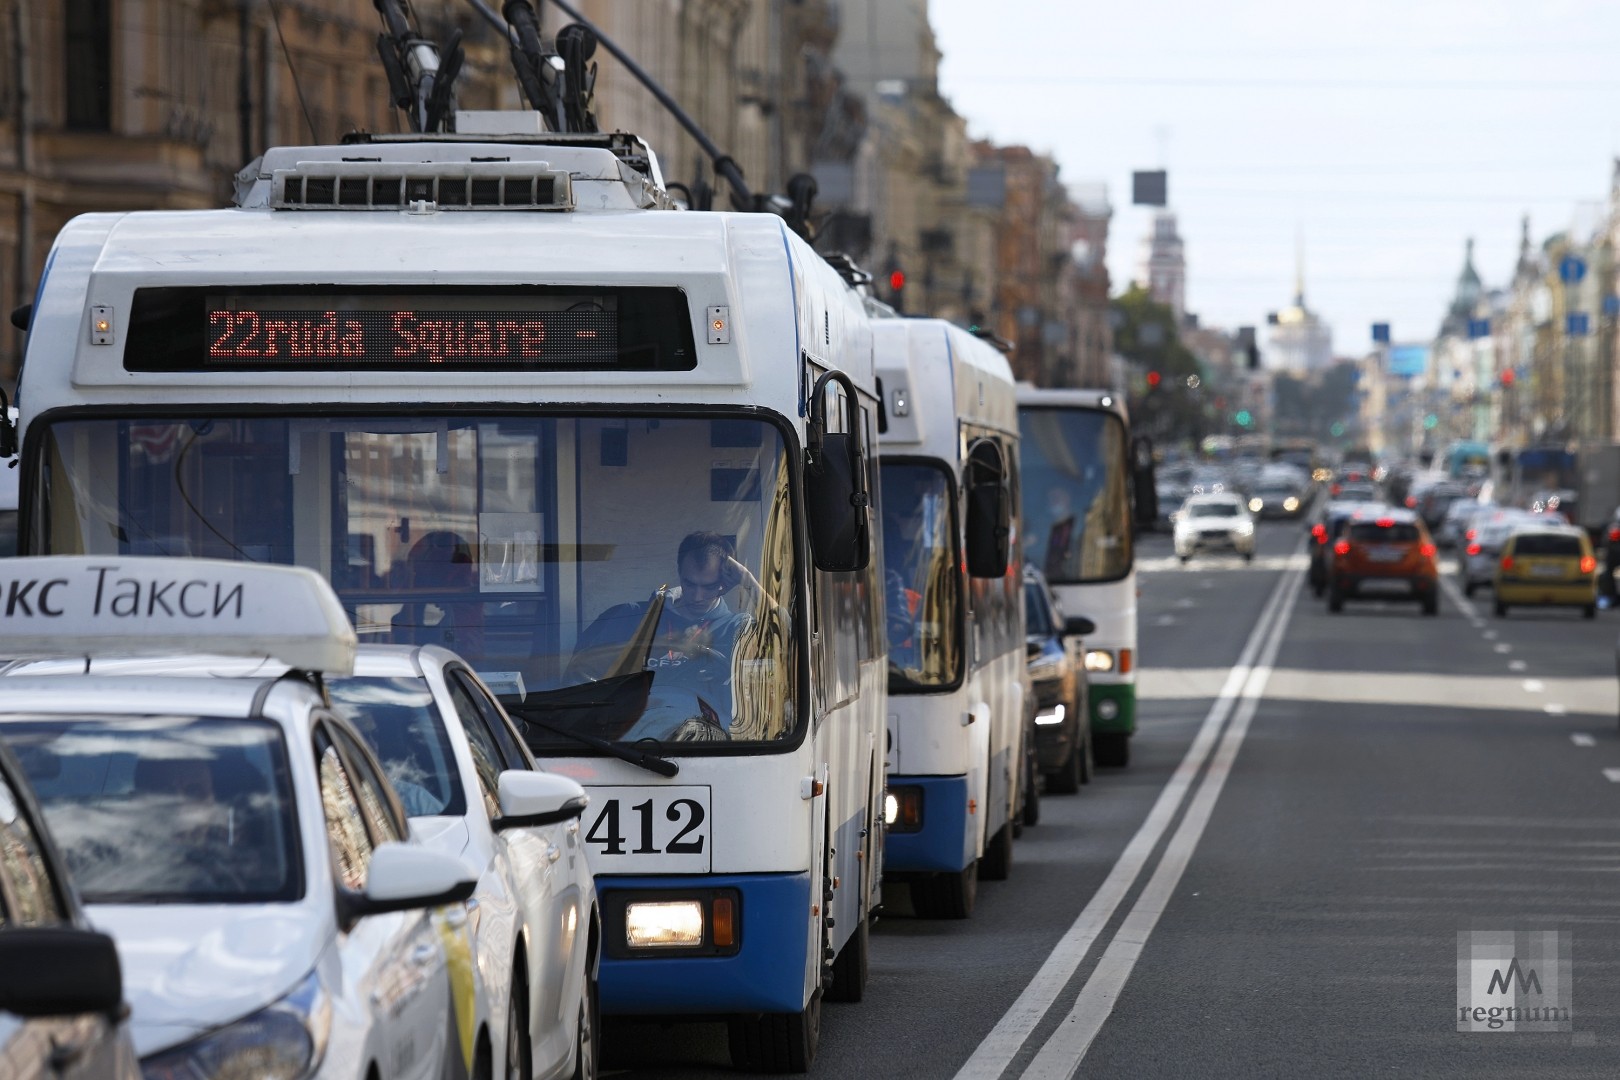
[955,544,1307,1080]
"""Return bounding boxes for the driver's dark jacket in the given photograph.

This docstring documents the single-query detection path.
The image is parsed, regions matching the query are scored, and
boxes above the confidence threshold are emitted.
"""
[576,596,754,680]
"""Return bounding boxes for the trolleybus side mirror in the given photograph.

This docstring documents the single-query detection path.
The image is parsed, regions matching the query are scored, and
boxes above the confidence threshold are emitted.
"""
[964,438,1011,578]
[806,369,871,573]
[1064,615,1096,638]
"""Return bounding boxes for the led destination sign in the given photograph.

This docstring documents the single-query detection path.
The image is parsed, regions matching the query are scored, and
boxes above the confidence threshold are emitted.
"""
[207,304,596,364]
[124,285,697,372]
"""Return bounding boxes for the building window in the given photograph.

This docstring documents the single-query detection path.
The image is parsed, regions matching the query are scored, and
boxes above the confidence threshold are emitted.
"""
[65,0,112,131]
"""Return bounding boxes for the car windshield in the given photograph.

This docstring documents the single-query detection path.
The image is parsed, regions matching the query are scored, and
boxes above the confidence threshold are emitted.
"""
[1512,534,1582,556]
[1349,523,1421,542]
[327,677,466,817]
[31,414,801,750]
[1189,503,1240,519]
[3,716,300,904]
[1023,580,1053,636]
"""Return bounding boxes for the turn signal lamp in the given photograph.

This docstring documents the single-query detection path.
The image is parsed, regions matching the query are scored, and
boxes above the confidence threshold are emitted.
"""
[1118,648,1134,675]
[711,897,736,948]
[1333,539,1351,556]
[1581,555,1598,575]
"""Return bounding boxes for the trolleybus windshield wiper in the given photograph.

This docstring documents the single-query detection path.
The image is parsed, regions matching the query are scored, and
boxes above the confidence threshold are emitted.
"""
[518,711,678,777]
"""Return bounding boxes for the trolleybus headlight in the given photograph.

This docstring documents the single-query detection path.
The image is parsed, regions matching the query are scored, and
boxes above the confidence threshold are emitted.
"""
[625,901,706,948]
[884,785,924,833]
[1096,698,1121,721]
[1084,649,1114,673]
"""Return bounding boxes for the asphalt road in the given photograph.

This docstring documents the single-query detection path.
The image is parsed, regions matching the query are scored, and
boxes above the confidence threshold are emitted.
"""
[604,516,1620,1078]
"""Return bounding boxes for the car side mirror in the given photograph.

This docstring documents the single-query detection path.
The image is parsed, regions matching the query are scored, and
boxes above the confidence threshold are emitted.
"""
[347,842,476,921]
[1064,616,1096,637]
[492,770,589,831]
[0,927,124,1018]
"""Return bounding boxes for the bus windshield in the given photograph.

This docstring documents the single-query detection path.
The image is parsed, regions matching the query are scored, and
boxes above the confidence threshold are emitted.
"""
[31,414,801,749]
[879,461,962,691]
[1017,407,1133,584]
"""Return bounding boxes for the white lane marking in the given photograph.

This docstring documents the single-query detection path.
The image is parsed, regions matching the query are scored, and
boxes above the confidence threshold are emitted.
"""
[1439,575,1478,620]
[950,542,1306,1080]
[1020,551,1306,1080]
[1524,679,1545,693]
[1137,553,1309,573]
[1509,660,1527,672]
[1570,733,1594,746]
[1604,768,1620,783]
[1137,669,1616,714]
[1545,703,1568,716]
[1483,630,1498,640]
[1153,615,1177,627]
[1494,643,1512,654]
[1174,597,1196,610]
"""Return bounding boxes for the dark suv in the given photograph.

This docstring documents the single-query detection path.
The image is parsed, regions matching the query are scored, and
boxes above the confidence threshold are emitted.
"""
[1024,568,1092,797]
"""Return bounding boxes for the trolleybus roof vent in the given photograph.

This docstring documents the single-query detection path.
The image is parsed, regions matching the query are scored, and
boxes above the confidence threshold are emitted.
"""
[272,161,574,212]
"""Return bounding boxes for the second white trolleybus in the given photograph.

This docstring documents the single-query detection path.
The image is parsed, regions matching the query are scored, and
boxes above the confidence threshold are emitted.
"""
[874,318,1026,918]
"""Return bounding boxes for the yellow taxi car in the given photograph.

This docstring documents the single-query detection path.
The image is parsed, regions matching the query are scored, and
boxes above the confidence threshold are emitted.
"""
[1493,524,1599,618]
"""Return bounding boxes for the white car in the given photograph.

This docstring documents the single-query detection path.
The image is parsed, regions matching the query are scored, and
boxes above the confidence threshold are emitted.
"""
[1174,492,1256,562]
[0,740,140,1080]
[0,557,482,1080]
[327,647,598,1080]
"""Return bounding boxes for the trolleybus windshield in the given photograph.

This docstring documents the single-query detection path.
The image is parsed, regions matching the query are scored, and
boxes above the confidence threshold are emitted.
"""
[1017,407,1133,584]
[30,414,800,749]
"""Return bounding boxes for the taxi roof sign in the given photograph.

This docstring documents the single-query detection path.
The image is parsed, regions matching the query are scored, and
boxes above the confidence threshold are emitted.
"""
[0,557,356,674]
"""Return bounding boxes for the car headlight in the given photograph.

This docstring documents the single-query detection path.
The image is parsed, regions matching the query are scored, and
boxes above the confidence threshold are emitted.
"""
[1249,497,1263,512]
[142,969,329,1080]
[1027,654,1065,682]
[1235,521,1254,535]
[1284,497,1299,512]
[1034,704,1067,726]
[1084,649,1114,672]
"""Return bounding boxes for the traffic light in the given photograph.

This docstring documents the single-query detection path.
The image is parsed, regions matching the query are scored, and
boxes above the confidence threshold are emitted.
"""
[1146,370,1162,388]
[888,268,906,312]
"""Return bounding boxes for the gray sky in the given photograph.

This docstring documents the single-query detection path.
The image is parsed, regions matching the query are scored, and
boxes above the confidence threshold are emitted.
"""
[929,0,1620,356]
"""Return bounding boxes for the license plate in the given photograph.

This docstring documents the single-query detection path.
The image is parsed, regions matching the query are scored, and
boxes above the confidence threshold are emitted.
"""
[1366,546,1404,563]
[1530,564,1566,578]
[1360,578,1411,594]
[581,785,712,872]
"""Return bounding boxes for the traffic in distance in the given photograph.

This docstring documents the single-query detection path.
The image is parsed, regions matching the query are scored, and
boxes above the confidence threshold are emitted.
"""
[3,2,1620,1078]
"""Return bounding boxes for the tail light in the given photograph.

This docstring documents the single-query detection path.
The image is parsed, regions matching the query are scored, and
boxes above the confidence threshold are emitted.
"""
[1404,496,1417,508]
[1419,543,1437,558]
[1608,527,1620,543]
[1466,543,1482,556]
[1581,555,1597,574]
[1465,528,1476,541]
[1333,539,1351,556]
[1500,556,1514,572]
[1331,484,1342,496]
[1311,523,1327,543]
[1375,517,1395,527]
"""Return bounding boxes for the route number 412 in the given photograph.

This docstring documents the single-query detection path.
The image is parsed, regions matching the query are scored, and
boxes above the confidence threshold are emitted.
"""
[580,785,712,872]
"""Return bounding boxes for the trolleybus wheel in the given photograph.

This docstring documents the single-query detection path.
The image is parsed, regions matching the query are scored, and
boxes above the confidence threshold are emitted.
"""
[979,821,1013,882]
[910,863,977,919]
[1095,732,1131,768]
[826,914,869,1003]
[727,992,821,1074]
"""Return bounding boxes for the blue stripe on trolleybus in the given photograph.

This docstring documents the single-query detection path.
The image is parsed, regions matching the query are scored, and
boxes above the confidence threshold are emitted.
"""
[883,774,972,874]
[599,872,812,1015]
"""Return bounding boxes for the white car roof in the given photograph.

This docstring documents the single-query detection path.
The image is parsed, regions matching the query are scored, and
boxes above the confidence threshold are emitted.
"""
[1183,492,1244,505]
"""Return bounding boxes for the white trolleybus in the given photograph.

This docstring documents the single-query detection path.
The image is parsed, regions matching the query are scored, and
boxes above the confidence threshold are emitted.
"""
[11,125,887,1072]
[1016,388,1138,767]
[874,319,1025,918]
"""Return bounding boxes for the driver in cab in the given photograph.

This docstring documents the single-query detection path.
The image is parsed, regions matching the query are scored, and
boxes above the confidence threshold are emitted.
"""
[571,532,757,704]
